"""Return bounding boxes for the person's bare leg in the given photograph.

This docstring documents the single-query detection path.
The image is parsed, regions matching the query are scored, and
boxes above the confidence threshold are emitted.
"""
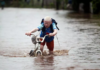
[49,51,53,55]
[40,45,44,52]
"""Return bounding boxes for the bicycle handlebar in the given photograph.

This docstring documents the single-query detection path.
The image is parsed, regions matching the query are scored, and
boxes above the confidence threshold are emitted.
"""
[31,33,48,43]
[41,35,48,43]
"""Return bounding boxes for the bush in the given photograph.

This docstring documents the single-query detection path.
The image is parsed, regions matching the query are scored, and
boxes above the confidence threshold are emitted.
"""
[49,3,55,8]
[92,0,100,14]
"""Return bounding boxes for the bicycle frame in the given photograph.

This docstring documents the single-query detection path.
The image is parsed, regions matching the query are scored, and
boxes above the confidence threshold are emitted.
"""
[30,34,48,56]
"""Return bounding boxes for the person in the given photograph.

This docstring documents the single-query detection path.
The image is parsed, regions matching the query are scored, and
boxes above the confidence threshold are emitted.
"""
[25,16,57,55]
[79,3,84,13]
[1,0,5,10]
[25,0,30,4]
[67,0,72,9]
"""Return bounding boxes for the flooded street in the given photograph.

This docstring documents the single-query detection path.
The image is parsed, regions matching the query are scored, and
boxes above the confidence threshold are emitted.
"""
[0,8,100,70]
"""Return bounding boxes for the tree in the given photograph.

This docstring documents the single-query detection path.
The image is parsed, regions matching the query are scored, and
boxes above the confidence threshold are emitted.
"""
[92,0,100,14]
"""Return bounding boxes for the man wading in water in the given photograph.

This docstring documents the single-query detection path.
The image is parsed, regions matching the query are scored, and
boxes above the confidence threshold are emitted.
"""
[25,16,58,55]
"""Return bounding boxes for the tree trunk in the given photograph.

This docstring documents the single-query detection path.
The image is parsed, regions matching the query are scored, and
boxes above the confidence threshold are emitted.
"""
[56,0,60,10]
[42,0,44,7]
[84,2,90,13]
[32,0,34,6]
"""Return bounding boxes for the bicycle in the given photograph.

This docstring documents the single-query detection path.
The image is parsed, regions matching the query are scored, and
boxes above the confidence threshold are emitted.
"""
[29,34,48,56]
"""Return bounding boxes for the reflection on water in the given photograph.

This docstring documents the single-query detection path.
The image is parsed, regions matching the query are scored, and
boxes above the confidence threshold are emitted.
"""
[34,56,54,70]
[0,8,100,70]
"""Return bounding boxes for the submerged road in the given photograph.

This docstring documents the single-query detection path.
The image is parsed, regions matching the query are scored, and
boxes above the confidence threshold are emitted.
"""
[0,8,100,70]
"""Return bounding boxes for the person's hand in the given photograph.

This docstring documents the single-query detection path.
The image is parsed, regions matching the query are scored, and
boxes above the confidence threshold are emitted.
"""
[49,33,54,37]
[25,32,31,36]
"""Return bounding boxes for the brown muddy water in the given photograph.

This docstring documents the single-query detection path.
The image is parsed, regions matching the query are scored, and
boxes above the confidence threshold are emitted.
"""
[0,8,100,70]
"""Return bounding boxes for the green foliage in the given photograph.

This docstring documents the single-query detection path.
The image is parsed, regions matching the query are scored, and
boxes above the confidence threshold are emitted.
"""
[72,0,100,14]
[65,0,68,3]
[92,0,100,14]
[49,3,55,8]
[72,0,80,11]
[1,0,68,9]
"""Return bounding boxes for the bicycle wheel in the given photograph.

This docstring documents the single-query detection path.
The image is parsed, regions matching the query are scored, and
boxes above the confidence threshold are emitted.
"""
[29,50,35,56]
[36,51,42,56]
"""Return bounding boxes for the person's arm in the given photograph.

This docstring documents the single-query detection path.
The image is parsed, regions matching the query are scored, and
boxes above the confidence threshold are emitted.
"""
[53,29,57,35]
[30,28,39,33]
[49,23,57,37]
[49,29,57,36]
[25,23,43,36]
[25,28,39,36]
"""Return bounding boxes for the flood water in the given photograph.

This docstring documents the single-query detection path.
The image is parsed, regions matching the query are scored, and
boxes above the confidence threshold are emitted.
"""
[0,8,100,70]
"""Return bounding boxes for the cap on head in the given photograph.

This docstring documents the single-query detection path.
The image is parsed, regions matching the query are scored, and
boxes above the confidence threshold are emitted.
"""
[44,16,52,22]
